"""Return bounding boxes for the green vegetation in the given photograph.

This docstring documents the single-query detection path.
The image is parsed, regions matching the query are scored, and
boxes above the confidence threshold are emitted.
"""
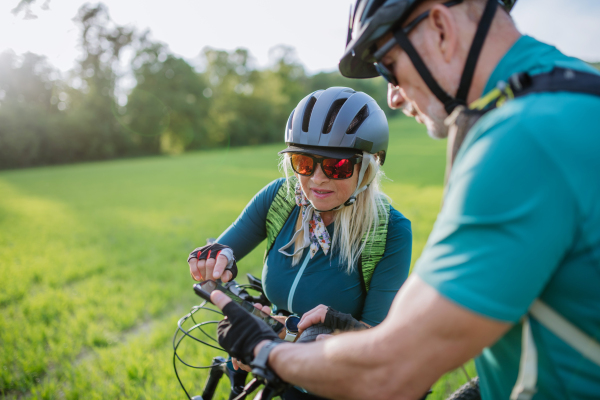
[0,4,394,170]
[0,116,473,399]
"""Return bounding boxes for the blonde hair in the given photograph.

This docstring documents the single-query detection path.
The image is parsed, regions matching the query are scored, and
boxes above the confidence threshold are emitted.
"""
[280,153,390,273]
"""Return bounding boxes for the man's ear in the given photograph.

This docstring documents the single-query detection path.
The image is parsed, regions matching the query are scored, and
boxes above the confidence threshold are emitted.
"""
[427,4,458,64]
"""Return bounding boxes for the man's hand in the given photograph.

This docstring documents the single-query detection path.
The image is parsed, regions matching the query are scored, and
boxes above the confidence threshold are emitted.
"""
[188,244,237,282]
[211,291,281,365]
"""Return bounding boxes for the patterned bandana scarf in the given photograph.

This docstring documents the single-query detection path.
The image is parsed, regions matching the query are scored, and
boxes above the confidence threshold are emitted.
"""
[279,182,331,259]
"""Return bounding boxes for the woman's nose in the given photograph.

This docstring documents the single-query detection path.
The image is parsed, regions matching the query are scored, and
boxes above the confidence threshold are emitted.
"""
[311,164,329,184]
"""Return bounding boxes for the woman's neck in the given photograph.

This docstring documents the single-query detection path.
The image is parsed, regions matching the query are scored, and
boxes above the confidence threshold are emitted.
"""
[320,211,335,226]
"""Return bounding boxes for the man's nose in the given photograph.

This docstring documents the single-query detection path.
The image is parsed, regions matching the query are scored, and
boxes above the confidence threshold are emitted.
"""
[311,164,329,184]
[387,83,405,110]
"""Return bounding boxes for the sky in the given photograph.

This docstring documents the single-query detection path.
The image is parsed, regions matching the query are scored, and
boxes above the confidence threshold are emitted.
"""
[0,0,599,76]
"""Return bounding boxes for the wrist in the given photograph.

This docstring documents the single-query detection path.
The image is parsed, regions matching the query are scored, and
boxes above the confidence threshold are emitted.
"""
[254,340,272,358]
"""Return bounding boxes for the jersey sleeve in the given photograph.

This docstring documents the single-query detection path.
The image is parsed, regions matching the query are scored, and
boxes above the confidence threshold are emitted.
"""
[360,207,412,326]
[415,114,577,322]
[216,178,286,260]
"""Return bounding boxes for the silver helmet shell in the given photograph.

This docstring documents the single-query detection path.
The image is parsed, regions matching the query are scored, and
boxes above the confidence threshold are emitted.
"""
[282,87,389,164]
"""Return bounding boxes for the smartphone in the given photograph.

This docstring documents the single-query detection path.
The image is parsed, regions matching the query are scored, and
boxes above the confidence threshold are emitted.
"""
[194,280,284,332]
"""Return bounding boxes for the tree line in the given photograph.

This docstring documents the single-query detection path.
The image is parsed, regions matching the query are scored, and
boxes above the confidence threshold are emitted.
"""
[0,3,393,170]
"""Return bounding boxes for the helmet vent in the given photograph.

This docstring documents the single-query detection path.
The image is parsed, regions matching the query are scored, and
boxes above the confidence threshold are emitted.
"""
[364,0,387,20]
[346,105,369,134]
[302,96,317,132]
[323,99,347,134]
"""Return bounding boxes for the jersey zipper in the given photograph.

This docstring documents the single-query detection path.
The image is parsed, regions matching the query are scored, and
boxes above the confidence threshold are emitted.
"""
[287,251,311,313]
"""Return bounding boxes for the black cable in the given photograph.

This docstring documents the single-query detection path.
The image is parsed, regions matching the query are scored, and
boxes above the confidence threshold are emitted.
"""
[173,302,229,399]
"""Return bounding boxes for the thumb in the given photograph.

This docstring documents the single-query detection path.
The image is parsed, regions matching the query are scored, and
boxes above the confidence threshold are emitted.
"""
[211,290,232,310]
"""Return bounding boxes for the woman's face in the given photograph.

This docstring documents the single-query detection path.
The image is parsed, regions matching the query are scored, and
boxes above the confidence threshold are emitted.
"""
[295,154,360,211]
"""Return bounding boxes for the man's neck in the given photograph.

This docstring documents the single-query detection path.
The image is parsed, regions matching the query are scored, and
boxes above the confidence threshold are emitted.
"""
[466,18,521,104]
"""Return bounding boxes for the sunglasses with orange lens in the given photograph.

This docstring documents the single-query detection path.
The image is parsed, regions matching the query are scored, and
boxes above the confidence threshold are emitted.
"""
[290,153,362,180]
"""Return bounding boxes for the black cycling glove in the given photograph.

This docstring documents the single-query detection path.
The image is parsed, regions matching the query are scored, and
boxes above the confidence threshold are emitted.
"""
[217,301,282,365]
[324,307,368,332]
[188,243,238,280]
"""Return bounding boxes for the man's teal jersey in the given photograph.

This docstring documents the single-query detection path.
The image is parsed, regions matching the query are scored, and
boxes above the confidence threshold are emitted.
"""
[416,35,600,399]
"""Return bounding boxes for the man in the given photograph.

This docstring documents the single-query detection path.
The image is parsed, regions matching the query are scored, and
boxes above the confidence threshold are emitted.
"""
[209,0,600,398]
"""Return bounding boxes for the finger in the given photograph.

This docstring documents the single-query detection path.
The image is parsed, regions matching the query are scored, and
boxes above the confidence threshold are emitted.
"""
[196,259,207,281]
[240,363,252,373]
[232,358,240,371]
[212,254,229,280]
[316,334,333,341]
[298,304,326,326]
[298,309,317,327]
[235,358,252,372]
[221,270,233,283]
[188,259,201,281]
[253,303,271,314]
[205,256,216,282]
[298,313,321,330]
[297,313,324,334]
[270,315,286,324]
[298,307,327,330]
[211,290,232,310]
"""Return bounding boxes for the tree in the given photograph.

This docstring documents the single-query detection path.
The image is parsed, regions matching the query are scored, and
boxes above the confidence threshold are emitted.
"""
[0,50,64,168]
[125,38,210,154]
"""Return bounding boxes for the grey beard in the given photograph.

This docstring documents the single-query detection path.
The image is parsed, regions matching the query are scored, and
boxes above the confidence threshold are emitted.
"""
[402,100,449,139]
[424,100,449,139]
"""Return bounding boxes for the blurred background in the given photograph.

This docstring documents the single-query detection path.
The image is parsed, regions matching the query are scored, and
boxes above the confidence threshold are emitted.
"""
[0,0,599,168]
[1,1,599,399]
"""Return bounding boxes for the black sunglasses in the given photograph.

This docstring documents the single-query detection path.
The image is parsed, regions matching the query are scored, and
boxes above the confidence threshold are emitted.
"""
[372,0,464,86]
[290,153,362,180]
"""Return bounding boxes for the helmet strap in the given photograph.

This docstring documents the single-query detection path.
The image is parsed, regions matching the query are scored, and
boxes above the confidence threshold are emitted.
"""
[392,0,498,114]
[344,153,372,206]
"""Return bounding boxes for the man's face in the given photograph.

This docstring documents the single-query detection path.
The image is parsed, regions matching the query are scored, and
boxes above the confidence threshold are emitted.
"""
[381,42,449,139]
[375,2,464,140]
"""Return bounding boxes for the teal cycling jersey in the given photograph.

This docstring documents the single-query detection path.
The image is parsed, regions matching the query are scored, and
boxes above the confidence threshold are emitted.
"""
[416,36,600,399]
[218,178,412,326]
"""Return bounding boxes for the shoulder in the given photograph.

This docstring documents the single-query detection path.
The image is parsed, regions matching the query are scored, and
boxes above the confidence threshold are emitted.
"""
[387,206,412,238]
[459,82,600,185]
[473,60,600,148]
[255,178,289,204]
[244,178,292,217]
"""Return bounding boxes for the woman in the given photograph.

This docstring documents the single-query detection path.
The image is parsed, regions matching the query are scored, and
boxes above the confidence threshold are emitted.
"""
[188,87,412,398]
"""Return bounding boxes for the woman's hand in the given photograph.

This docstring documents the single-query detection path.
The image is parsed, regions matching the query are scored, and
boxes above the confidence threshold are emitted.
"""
[231,357,253,372]
[297,304,328,336]
[189,253,232,282]
[188,244,237,282]
[297,304,371,338]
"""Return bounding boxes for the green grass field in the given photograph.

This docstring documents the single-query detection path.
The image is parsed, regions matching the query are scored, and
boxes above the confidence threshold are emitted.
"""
[0,116,475,399]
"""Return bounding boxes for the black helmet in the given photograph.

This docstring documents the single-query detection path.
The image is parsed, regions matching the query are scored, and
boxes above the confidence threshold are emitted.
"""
[339,0,518,114]
[280,87,389,165]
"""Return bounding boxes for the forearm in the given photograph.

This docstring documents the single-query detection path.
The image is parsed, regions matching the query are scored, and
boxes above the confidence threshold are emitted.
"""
[268,275,511,400]
[270,328,407,399]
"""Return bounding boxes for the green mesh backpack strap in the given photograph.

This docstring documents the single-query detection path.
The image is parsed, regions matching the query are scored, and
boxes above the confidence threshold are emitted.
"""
[358,199,391,293]
[264,177,297,263]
